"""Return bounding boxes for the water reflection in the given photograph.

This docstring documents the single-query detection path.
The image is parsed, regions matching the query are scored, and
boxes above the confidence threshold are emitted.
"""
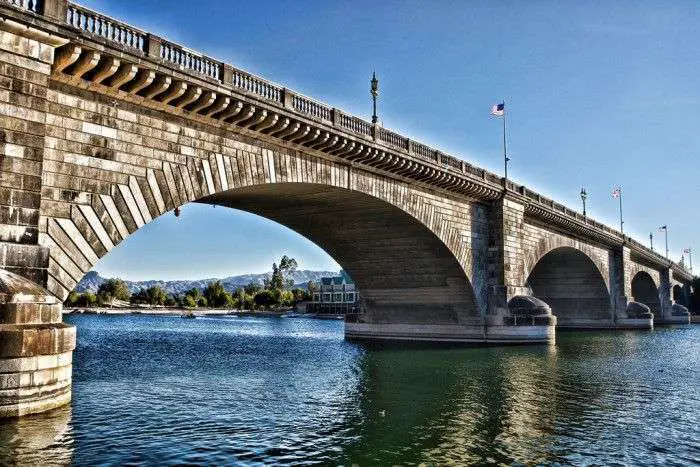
[0,405,73,465]
[0,316,697,465]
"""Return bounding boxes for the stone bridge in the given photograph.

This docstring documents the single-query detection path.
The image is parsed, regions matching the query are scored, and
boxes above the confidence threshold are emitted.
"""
[0,0,693,416]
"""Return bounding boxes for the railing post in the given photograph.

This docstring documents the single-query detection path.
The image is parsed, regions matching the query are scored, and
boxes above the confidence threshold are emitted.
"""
[42,0,67,22]
[330,108,338,126]
[281,88,295,110]
[222,63,234,86]
[146,34,162,60]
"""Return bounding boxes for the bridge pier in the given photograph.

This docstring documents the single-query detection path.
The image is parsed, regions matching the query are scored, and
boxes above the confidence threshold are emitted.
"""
[0,269,75,417]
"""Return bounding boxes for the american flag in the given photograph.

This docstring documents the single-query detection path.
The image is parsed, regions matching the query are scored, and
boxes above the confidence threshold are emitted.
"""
[659,225,667,232]
[611,186,621,199]
[490,102,505,117]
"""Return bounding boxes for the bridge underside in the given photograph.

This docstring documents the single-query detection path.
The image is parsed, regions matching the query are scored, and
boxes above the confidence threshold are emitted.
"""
[527,247,648,329]
[203,184,553,343]
[202,183,478,324]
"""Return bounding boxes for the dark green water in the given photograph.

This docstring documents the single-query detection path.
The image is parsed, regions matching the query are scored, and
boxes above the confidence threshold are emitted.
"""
[0,315,698,465]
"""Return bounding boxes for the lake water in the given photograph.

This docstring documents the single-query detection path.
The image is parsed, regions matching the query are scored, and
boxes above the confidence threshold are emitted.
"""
[0,314,698,465]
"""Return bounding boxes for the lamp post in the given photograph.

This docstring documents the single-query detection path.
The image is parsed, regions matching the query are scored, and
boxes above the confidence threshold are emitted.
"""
[370,72,379,124]
[649,232,654,251]
[580,187,587,217]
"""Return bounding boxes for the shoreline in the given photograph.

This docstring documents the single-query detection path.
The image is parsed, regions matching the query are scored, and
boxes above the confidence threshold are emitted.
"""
[63,307,344,320]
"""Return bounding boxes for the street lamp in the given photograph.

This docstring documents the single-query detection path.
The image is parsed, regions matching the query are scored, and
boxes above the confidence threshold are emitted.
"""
[370,72,379,124]
[580,187,587,217]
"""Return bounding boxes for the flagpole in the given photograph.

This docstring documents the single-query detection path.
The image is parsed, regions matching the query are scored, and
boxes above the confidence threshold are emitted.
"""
[618,190,624,234]
[664,228,669,259]
[502,100,508,183]
[690,249,694,273]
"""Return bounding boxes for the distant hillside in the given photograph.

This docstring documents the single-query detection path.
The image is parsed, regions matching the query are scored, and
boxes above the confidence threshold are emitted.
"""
[75,270,338,295]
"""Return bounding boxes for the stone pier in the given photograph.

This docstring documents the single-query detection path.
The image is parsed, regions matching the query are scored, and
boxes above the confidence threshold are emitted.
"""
[0,269,75,417]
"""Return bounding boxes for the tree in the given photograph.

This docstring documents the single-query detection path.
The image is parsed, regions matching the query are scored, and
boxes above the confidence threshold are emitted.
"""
[268,263,284,290]
[97,279,131,306]
[131,286,168,306]
[146,286,167,306]
[244,282,262,295]
[203,280,233,308]
[292,288,310,302]
[73,292,97,307]
[278,255,298,289]
[307,281,319,294]
[183,294,197,308]
[65,291,80,306]
[254,289,276,307]
[182,288,204,308]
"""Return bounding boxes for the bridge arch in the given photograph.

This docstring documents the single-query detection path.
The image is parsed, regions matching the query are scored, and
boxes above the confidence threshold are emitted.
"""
[672,284,688,307]
[631,271,661,316]
[523,236,610,293]
[525,246,611,326]
[44,159,483,324]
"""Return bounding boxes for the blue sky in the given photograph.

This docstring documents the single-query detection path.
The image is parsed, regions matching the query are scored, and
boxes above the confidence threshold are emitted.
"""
[82,0,699,280]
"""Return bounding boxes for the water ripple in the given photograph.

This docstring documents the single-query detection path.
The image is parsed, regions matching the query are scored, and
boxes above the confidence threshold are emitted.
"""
[0,316,698,465]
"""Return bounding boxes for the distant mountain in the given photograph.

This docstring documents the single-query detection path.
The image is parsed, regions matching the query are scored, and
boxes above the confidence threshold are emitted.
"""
[75,270,338,295]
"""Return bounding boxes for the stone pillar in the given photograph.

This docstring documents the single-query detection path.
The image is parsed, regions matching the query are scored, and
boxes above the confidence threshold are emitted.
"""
[0,15,75,417]
[486,193,555,342]
[609,246,653,329]
[656,267,689,325]
[0,269,75,417]
[658,268,673,316]
[608,247,628,319]
[0,19,67,290]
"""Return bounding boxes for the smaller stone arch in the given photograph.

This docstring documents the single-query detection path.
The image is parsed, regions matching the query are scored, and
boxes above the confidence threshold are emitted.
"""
[631,271,661,316]
[673,284,690,307]
[523,235,610,292]
[525,246,612,326]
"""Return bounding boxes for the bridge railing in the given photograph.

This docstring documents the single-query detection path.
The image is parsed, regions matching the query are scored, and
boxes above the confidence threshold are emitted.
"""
[227,66,283,103]
[66,3,146,53]
[1,0,42,14]
[1,0,689,276]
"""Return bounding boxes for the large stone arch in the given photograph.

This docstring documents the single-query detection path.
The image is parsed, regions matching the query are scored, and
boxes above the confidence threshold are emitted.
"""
[521,228,611,292]
[39,154,484,325]
[525,246,612,326]
[36,80,490,321]
[631,271,661,316]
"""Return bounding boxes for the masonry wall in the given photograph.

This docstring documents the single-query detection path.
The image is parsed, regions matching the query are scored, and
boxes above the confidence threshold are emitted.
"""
[0,28,58,286]
[22,73,492,321]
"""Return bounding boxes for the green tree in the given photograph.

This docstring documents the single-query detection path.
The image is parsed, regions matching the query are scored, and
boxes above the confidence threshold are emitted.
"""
[65,290,80,306]
[97,279,131,306]
[183,294,197,308]
[244,282,262,295]
[203,280,234,308]
[292,288,310,302]
[182,288,204,308]
[74,292,97,307]
[278,255,298,289]
[254,289,276,307]
[131,286,168,306]
[146,286,168,306]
